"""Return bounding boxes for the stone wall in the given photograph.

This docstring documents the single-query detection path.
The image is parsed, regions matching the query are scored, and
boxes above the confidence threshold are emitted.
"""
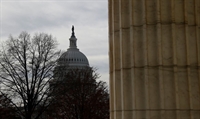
[108,0,200,119]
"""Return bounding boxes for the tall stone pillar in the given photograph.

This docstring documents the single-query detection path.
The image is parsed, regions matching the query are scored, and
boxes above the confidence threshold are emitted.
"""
[108,0,200,119]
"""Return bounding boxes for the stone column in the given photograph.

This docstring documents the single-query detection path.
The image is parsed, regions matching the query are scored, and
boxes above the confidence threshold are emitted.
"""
[108,0,200,119]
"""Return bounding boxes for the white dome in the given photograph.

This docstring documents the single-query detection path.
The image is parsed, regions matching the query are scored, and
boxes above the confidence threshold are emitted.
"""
[59,48,89,67]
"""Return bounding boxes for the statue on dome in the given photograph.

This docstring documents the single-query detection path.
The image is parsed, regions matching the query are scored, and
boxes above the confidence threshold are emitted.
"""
[71,25,75,37]
[72,25,74,32]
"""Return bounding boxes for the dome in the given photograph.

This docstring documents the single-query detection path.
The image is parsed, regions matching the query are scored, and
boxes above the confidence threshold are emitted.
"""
[59,48,89,67]
[58,26,89,67]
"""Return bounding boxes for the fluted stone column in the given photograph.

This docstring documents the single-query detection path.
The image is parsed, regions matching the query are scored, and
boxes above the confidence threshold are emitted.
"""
[108,0,200,119]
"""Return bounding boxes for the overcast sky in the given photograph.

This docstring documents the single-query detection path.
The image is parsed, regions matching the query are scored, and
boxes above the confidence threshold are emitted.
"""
[0,0,109,84]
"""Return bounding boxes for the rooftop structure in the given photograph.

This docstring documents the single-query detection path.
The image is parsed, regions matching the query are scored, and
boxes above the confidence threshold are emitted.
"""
[58,26,89,68]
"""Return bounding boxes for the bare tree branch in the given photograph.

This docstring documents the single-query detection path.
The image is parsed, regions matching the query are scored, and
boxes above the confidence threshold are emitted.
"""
[0,31,61,119]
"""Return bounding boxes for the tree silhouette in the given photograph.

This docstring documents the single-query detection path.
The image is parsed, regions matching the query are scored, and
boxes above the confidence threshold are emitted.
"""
[0,31,61,119]
[46,68,109,119]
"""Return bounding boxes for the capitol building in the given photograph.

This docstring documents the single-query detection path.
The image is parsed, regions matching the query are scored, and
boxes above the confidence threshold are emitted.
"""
[57,26,90,69]
[53,26,91,81]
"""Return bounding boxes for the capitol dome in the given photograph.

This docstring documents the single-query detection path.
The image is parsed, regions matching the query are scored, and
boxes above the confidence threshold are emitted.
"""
[58,26,89,67]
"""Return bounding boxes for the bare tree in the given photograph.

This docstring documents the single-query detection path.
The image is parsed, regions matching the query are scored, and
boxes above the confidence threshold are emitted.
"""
[0,31,61,119]
[46,68,109,119]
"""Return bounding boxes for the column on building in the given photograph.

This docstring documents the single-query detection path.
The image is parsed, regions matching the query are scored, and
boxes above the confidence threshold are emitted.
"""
[109,0,200,119]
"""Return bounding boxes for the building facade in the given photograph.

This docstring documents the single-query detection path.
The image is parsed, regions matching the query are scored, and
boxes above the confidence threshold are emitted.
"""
[109,0,200,119]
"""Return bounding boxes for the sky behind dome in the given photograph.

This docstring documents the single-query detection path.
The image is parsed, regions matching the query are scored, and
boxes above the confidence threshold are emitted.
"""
[0,0,109,84]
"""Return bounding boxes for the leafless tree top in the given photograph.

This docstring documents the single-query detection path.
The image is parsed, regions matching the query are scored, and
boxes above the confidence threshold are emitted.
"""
[0,31,61,119]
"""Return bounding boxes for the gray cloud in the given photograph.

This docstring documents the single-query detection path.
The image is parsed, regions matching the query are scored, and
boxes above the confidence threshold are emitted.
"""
[1,1,107,36]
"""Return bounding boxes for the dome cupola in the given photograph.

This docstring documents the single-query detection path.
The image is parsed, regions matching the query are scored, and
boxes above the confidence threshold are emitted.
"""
[58,26,89,67]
